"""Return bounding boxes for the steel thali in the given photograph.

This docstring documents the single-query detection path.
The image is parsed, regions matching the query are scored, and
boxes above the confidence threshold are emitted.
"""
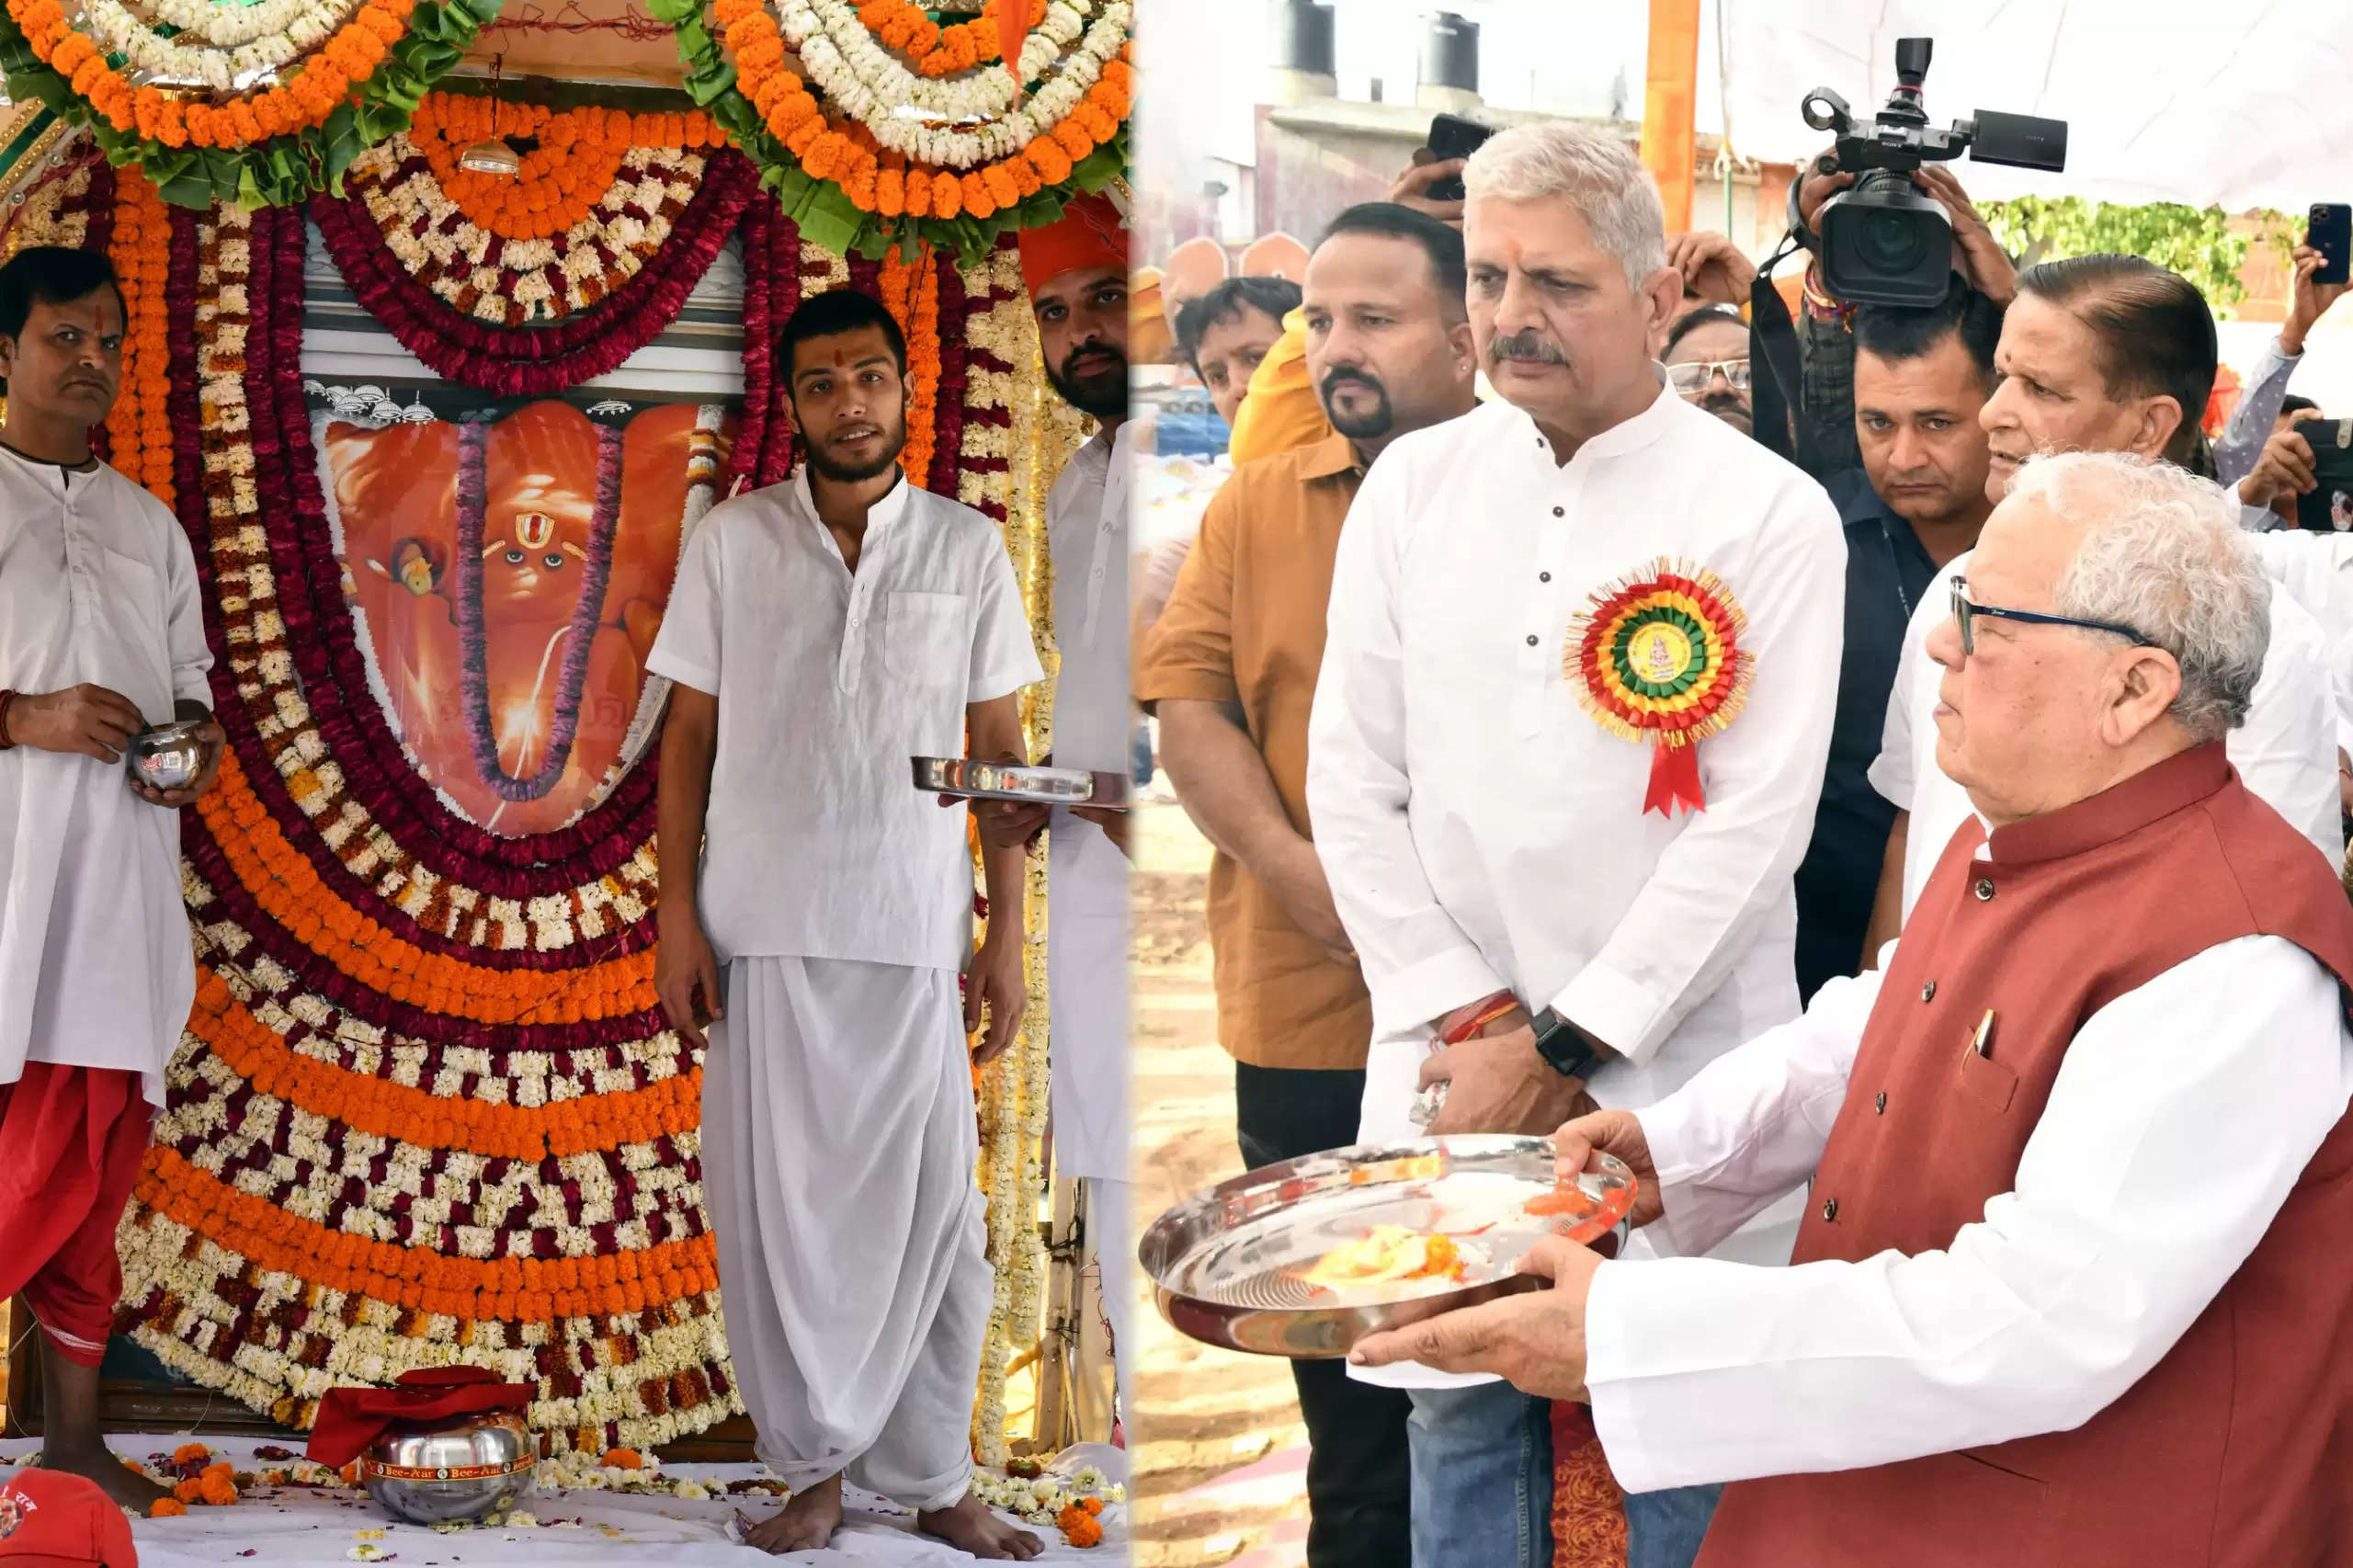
[911,756,1131,808]
[1141,1135,1637,1358]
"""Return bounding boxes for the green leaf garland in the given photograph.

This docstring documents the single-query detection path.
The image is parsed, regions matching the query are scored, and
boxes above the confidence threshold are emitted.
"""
[0,0,501,210]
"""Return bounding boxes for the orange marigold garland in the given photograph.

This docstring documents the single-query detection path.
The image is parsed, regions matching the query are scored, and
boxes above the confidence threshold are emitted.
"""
[102,167,171,504]
[408,95,725,243]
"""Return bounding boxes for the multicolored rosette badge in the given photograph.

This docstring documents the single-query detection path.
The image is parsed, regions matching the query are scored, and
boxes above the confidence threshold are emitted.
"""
[1567,557,1754,816]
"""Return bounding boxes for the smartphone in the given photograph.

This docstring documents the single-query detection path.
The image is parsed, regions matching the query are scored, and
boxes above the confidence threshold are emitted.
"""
[2296,418,2353,533]
[2310,202,2350,286]
[1424,113,1495,203]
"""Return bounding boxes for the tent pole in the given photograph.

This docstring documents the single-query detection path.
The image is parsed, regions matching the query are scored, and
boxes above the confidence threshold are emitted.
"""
[1641,0,1701,232]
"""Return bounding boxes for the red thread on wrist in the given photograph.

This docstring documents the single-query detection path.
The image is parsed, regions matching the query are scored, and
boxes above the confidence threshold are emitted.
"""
[1442,992,1522,1045]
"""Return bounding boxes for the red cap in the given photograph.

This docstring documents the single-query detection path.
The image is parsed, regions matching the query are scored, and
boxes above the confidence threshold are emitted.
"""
[0,1472,137,1568]
[1017,193,1128,296]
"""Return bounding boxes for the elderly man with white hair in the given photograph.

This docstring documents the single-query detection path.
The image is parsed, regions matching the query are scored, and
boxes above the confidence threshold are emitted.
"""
[1306,121,1844,1566]
[1355,451,2353,1568]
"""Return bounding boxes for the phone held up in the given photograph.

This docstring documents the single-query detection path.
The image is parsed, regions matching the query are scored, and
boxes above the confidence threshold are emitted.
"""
[2310,202,2350,286]
[1424,112,1495,203]
[2297,419,2353,535]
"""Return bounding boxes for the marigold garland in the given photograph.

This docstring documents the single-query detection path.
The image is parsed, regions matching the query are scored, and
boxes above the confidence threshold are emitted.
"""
[408,94,725,243]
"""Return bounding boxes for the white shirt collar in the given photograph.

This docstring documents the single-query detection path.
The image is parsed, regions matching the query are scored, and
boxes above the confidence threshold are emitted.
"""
[1504,364,1681,466]
[789,462,914,539]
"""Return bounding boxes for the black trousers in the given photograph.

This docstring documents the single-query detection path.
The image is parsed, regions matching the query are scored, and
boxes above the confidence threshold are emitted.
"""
[1234,1061,1413,1568]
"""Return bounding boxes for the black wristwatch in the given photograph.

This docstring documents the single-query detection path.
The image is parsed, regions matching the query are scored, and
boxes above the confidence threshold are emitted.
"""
[1530,1007,1606,1081]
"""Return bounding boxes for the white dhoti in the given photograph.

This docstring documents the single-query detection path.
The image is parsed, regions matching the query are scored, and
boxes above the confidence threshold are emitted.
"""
[1046,812,1132,1417]
[702,955,992,1512]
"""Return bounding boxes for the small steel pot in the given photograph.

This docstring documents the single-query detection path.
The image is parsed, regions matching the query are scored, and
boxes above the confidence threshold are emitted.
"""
[126,718,210,793]
[362,1409,536,1526]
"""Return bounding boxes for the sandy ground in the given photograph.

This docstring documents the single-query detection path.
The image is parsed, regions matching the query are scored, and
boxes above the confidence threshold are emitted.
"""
[1128,803,1312,1568]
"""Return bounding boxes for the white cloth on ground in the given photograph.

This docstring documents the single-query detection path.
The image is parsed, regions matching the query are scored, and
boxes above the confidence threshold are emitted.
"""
[701,955,991,1512]
[1871,551,2344,916]
[1584,931,2353,1494]
[3,1440,1124,1566]
[1305,384,1847,1390]
[644,468,1043,970]
[0,449,212,1102]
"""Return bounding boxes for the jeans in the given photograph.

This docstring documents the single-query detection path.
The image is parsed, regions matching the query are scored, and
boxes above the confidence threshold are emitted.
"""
[1406,1380,1554,1568]
[1623,1483,1722,1568]
[1235,1062,1411,1568]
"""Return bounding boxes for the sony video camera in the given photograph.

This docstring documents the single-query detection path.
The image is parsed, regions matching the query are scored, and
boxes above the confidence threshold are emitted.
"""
[1801,39,2068,307]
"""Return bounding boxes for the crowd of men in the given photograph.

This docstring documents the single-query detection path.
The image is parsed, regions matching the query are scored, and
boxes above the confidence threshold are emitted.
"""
[1141,120,2353,1568]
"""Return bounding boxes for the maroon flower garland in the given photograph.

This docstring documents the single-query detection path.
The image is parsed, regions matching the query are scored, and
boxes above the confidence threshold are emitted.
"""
[926,258,970,498]
[723,191,802,494]
[309,149,759,398]
[454,417,627,802]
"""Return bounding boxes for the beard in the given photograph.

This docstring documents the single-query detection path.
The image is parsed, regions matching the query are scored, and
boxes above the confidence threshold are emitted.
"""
[1046,343,1129,421]
[803,411,908,484]
[1319,367,1396,441]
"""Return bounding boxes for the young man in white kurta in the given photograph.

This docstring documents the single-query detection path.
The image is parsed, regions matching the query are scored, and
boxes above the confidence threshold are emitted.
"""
[1305,123,1844,1568]
[646,463,1041,1515]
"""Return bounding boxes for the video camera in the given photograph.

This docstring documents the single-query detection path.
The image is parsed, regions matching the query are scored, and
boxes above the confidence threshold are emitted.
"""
[1800,38,2068,307]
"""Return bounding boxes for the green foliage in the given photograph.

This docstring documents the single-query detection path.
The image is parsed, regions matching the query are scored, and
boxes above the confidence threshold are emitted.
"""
[1979,195,2293,316]
[0,0,504,210]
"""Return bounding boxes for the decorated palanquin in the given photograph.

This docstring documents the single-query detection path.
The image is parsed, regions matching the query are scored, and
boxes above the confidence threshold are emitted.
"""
[0,0,1117,1451]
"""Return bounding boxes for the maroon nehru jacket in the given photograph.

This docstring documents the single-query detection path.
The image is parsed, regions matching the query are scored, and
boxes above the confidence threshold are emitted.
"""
[1698,742,2353,1568]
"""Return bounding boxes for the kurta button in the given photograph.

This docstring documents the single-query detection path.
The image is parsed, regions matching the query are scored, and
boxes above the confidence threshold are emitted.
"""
[1552,506,1564,517]
[1526,634,1539,646]
[1920,981,1936,1002]
[1973,878,1995,901]
[1821,1198,1838,1221]
[1874,1092,1886,1114]
[1540,572,1552,583]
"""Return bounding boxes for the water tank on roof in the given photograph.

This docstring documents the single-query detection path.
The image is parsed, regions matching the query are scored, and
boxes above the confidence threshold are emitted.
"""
[1417,11,1481,111]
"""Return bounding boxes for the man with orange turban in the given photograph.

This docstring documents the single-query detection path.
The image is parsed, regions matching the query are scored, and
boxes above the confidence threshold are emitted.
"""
[980,192,1136,1431]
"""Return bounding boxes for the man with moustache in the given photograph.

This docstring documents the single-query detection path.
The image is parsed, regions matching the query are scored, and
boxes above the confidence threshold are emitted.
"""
[972,194,1139,1429]
[1137,200,1478,1568]
[1305,122,1843,1568]
[1863,256,2344,961]
[651,288,1044,1561]
[0,245,223,1513]
[1793,289,2005,997]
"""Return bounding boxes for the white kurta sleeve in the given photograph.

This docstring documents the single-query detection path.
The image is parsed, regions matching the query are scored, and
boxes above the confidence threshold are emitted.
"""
[1307,455,1509,1037]
[1633,956,1887,1259]
[1866,572,1942,815]
[968,537,1045,703]
[1541,479,1847,1060]
[646,515,723,696]
[2228,587,2343,863]
[1584,934,2353,1494]
[163,508,213,710]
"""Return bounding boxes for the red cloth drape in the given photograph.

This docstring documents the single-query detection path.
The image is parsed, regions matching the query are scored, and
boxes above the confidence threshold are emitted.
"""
[306,1365,538,1468]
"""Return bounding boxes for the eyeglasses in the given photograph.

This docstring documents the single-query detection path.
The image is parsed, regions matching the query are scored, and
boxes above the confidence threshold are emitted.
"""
[1666,359,1751,394]
[1949,575,2154,657]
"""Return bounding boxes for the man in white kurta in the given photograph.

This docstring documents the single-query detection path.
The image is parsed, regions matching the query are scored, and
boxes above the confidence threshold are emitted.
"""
[0,245,221,1513]
[1018,201,1137,1431]
[648,290,1044,1559]
[1305,124,1843,1568]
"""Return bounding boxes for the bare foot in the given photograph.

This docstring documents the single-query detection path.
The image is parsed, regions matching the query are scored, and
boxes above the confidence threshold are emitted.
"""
[40,1446,172,1511]
[917,1493,1043,1561]
[740,1473,844,1555]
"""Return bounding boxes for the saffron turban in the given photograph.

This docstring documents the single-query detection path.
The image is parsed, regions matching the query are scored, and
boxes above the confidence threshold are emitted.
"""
[1018,193,1128,296]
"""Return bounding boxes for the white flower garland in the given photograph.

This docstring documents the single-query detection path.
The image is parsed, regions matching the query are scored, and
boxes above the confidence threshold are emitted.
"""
[779,0,1130,171]
[123,0,362,49]
[75,0,357,92]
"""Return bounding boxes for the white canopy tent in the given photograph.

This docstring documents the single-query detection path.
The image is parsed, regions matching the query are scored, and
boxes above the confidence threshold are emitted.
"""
[1699,0,2344,212]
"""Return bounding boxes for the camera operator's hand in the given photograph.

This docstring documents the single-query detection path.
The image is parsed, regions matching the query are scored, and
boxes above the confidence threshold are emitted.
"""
[2282,243,2347,358]
[1666,231,1756,309]
[2238,422,2318,508]
[1390,151,1467,231]
[1912,165,2016,304]
[1795,147,1855,235]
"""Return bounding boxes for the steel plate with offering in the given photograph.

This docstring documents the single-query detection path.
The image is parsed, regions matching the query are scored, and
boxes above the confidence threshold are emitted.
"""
[911,756,1131,807]
[1141,1135,1637,1358]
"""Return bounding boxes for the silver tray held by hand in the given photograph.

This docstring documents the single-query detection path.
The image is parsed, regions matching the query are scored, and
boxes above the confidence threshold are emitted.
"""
[912,756,1131,808]
[1141,1135,1637,1359]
